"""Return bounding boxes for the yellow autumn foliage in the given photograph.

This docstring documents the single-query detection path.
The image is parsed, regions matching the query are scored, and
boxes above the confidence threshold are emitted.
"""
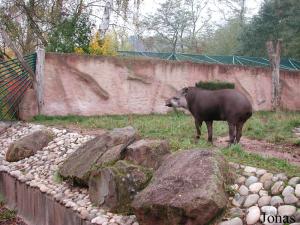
[1,48,16,59]
[88,32,117,56]
[74,32,118,56]
[74,47,85,54]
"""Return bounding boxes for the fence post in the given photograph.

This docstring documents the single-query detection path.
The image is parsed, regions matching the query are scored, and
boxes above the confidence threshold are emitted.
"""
[35,46,45,114]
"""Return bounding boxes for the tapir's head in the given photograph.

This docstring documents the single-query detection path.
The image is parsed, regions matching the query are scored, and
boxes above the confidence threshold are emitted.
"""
[165,87,188,109]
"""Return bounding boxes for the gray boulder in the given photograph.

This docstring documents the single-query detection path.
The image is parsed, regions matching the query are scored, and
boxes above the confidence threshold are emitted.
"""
[132,149,229,225]
[89,160,152,213]
[124,139,171,169]
[6,129,54,162]
[59,126,138,186]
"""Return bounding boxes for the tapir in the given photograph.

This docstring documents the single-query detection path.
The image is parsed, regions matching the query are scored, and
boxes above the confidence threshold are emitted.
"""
[165,87,252,144]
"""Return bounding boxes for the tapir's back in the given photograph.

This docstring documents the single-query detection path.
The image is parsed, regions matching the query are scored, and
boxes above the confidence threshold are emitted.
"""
[186,87,252,122]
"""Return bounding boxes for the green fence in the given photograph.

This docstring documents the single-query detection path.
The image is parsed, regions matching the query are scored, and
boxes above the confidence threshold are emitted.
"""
[118,51,300,71]
[0,53,36,121]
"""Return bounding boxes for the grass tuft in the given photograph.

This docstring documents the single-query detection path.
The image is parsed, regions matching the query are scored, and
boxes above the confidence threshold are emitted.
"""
[53,171,63,184]
[0,208,16,222]
[0,194,4,205]
[195,80,235,90]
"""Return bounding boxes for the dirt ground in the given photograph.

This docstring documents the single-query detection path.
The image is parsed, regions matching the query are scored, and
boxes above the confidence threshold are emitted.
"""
[216,136,300,165]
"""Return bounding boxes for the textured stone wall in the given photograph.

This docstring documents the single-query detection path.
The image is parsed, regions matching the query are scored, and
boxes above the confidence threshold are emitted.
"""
[41,53,300,116]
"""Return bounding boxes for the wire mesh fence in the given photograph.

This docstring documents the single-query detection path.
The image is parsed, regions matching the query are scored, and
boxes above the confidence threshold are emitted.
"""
[118,51,300,71]
[0,53,36,121]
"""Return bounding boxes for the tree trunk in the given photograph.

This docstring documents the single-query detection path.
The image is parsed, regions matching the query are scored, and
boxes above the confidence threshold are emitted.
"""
[266,40,282,111]
[17,0,48,47]
[99,0,113,38]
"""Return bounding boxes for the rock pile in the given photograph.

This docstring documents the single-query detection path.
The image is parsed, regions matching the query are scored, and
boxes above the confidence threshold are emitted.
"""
[59,128,229,224]
[0,123,231,225]
[1,123,299,225]
[0,123,138,225]
[58,127,172,213]
[59,126,139,186]
[221,165,300,225]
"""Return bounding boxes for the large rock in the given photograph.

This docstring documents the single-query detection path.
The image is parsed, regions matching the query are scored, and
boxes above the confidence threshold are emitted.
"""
[132,149,229,225]
[89,160,152,213]
[124,139,171,169]
[6,129,54,162]
[59,126,138,186]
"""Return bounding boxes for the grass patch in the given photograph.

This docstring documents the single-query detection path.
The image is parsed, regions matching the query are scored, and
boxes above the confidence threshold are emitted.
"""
[33,111,300,176]
[0,195,16,222]
[33,111,300,146]
[195,80,235,90]
[0,194,4,205]
[53,171,63,184]
[0,208,16,222]
[223,145,300,177]
[243,111,300,143]
[34,112,227,150]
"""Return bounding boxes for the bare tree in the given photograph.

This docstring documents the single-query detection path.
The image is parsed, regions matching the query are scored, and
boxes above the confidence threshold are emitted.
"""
[185,0,210,52]
[98,0,143,38]
[99,0,113,37]
[143,0,192,53]
[214,0,247,24]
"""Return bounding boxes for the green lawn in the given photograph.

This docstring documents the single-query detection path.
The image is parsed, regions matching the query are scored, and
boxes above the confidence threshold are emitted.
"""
[33,111,300,176]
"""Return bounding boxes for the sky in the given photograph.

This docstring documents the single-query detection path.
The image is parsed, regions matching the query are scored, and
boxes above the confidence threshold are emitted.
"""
[141,0,263,15]
[94,0,265,35]
[140,0,264,26]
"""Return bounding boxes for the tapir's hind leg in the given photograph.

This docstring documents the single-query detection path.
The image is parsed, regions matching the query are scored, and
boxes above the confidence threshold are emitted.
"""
[228,122,236,144]
[236,122,245,143]
[205,121,213,143]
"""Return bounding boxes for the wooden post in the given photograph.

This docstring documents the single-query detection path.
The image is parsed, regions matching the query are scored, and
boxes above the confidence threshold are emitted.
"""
[266,39,282,111]
[35,46,45,113]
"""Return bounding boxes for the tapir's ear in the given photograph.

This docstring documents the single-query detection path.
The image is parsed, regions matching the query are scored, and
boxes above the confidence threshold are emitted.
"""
[182,87,189,96]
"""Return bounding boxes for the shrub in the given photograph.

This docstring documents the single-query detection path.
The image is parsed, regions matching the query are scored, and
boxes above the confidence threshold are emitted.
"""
[195,80,235,90]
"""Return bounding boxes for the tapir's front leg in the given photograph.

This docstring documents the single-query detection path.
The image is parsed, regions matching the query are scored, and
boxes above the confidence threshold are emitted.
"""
[194,118,203,141]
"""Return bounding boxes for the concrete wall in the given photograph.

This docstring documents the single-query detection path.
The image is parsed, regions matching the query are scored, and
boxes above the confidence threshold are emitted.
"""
[41,53,300,116]
[0,172,92,225]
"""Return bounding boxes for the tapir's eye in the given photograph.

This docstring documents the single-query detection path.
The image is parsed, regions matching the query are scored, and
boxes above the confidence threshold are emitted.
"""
[174,97,179,100]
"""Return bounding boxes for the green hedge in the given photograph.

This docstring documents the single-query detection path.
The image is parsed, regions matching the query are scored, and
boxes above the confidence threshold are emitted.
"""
[195,81,235,90]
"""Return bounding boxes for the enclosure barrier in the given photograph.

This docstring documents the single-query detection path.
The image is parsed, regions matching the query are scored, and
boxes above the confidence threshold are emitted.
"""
[118,51,300,71]
[0,171,92,225]
[0,53,36,120]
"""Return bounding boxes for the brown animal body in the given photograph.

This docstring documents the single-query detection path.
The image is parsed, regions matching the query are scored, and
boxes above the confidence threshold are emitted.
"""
[165,87,252,144]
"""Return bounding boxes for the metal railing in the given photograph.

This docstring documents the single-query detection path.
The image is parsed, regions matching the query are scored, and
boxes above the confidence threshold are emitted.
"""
[0,53,36,121]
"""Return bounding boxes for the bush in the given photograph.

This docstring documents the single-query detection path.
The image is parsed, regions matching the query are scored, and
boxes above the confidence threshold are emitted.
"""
[195,81,235,90]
